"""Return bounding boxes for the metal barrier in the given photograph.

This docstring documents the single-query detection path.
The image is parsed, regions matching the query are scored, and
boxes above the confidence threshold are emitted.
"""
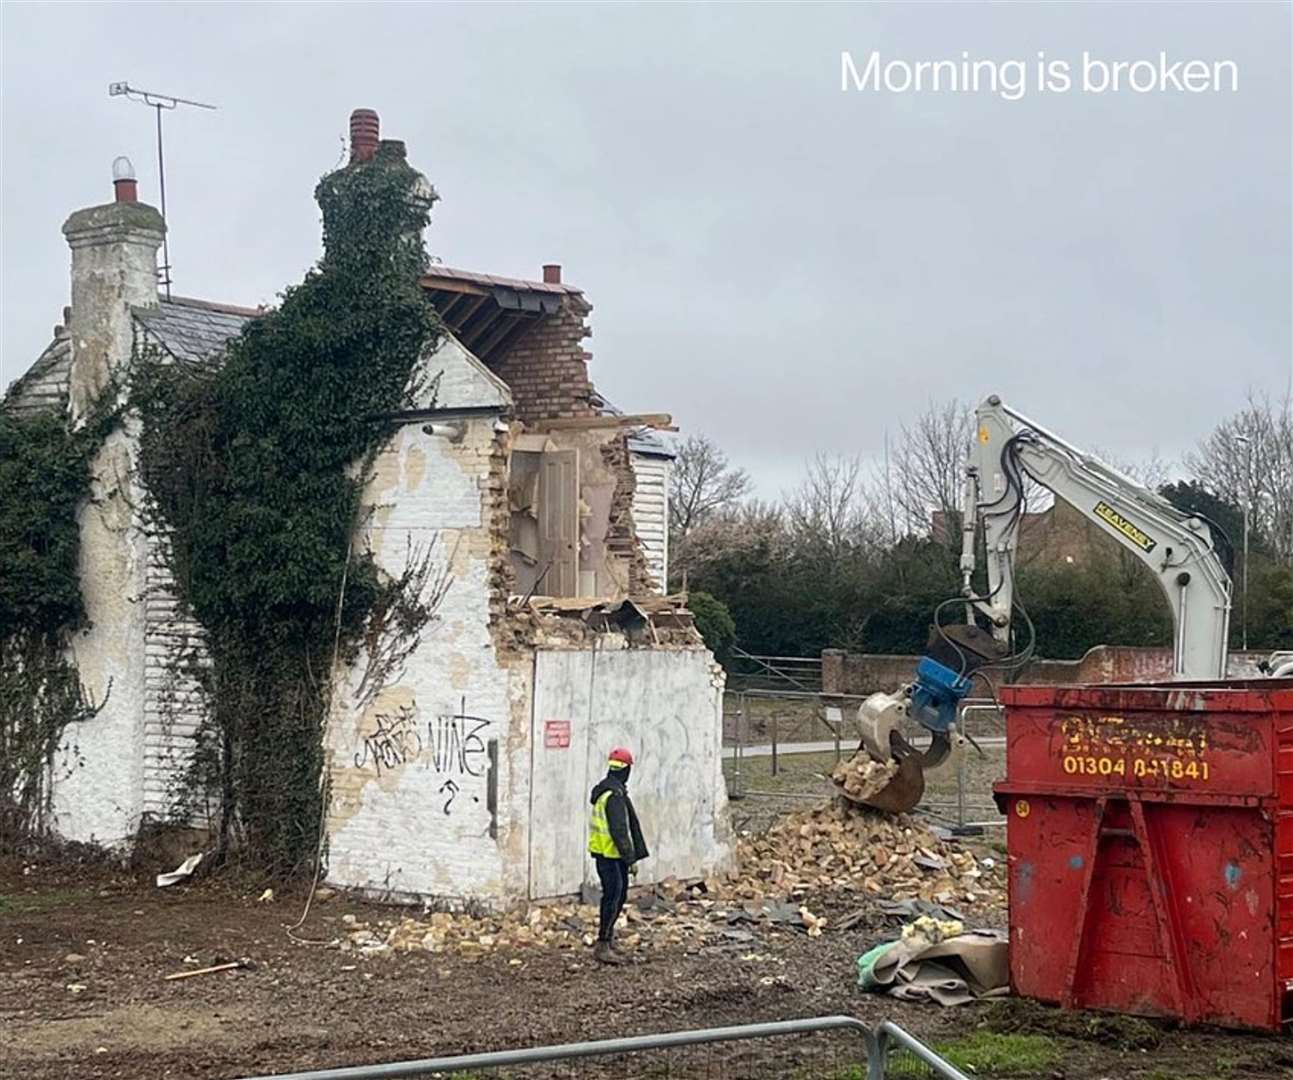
[236,1015,969,1080]
[723,687,1006,831]
[728,647,824,693]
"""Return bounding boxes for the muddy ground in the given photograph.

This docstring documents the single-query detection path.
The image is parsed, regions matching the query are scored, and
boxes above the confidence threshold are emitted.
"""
[2,853,1289,1080]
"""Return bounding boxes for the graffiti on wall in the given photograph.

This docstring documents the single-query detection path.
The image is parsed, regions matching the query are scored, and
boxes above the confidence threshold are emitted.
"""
[353,704,422,775]
[353,696,495,818]
[427,697,492,777]
[428,696,492,815]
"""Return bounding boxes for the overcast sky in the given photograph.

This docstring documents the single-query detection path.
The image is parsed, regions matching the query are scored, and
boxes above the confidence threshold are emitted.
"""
[2,2,1289,498]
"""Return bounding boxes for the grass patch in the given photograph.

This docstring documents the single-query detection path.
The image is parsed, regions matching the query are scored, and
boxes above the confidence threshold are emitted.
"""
[0,888,94,915]
[933,1031,1062,1075]
[813,1032,1060,1079]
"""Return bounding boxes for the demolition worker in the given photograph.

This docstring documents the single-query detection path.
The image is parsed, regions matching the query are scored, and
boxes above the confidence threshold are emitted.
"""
[587,746,649,964]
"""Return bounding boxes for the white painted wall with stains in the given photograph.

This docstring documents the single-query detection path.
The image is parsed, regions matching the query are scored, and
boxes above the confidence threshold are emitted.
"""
[49,421,152,846]
[45,199,165,847]
[27,188,726,897]
[325,336,525,902]
[528,647,734,898]
[322,338,732,906]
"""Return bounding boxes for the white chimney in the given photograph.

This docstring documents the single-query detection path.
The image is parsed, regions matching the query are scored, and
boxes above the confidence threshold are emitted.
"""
[61,157,165,420]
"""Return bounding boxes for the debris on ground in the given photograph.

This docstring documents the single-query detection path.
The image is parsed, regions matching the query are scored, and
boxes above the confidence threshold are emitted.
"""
[858,924,1009,1006]
[163,959,253,981]
[155,852,203,888]
[327,797,1003,962]
[729,799,1005,910]
[901,915,964,946]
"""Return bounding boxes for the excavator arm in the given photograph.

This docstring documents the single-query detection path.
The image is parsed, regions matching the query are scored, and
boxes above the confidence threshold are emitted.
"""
[846,395,1234,814]
[968,396,1231,680]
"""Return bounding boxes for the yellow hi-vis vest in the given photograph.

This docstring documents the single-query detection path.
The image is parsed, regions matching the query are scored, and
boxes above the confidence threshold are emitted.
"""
[588,790,621,858]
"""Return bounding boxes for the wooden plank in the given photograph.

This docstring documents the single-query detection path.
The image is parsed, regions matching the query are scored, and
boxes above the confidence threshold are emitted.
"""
[474,313,529,364]
[459,305,505,350]
[533,413,675,432]
[420,276,489,297]
[443,292,489,334]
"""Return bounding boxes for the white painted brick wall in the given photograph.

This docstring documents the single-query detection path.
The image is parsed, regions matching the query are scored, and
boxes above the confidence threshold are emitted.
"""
[50,424,150,846]
[324,335,523,903]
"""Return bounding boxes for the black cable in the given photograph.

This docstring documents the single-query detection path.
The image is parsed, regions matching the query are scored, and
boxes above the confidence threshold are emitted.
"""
[930,434,1035,679]
[1190,510,1236,576]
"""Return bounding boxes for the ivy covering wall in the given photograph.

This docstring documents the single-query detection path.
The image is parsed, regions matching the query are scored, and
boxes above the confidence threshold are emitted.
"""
[133,144,444,873]
[0,401,117,848]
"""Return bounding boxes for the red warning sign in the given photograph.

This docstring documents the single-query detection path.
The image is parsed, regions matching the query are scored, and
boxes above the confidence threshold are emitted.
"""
[544,719,571,749]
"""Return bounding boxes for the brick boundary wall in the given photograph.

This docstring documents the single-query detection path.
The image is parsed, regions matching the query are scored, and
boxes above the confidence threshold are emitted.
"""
[821,645,1273,696]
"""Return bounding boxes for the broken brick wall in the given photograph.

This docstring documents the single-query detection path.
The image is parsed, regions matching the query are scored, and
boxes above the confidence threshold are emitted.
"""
[601,434,656,595]
[488,297,595,424]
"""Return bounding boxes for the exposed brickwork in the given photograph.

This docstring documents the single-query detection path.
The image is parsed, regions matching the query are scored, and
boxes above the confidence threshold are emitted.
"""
[488,297,595,423]
[600,434,656,595]
[484,423,516,642]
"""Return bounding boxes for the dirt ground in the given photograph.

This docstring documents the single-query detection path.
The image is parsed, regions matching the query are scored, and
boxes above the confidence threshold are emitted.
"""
[3,852,1291,1080]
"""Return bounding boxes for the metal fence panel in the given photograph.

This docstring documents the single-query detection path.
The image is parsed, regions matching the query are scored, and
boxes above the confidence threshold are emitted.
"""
[722,684,1007,832]
[235,1015,969,1080]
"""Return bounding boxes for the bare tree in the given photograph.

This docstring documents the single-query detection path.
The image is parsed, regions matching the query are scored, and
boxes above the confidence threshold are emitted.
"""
[668,434,751,539]
[785,452,881,564]
[1187,392,1293,561]
[876,399,974,544]
[667,434,752,589]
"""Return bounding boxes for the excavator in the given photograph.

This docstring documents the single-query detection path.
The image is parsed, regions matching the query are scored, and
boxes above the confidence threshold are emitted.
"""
[848,394,1291,814]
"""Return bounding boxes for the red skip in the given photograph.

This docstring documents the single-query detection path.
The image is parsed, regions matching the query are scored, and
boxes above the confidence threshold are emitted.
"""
[994,679,1293,1031]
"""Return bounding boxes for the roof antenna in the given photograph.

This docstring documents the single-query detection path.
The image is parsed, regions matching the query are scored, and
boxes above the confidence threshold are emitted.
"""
[109,81,217,300]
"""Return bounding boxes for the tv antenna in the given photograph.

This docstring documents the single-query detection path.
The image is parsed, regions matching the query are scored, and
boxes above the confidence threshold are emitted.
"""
[109,81,216,299]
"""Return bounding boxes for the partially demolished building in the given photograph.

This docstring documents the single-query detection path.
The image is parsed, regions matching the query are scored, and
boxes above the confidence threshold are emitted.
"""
[4,109,733,904]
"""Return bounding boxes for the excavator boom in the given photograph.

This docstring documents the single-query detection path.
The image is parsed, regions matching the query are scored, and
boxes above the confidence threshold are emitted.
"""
[842,395,1235,815]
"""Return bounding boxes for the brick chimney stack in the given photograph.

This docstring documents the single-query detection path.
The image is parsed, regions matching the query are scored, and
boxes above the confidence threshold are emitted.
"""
[350,108,380,163]
[542,264,562,284]
[62,161,165,419]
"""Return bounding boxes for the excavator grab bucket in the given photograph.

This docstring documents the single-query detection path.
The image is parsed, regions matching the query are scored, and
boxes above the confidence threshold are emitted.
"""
[833,729,951,814]
[851,749,925,814]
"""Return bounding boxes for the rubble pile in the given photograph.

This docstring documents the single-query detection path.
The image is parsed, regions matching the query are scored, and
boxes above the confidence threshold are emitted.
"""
[328,798,1003,961]
[830,755,899,802]
[729,799,1005,910]
[338,905,608,958]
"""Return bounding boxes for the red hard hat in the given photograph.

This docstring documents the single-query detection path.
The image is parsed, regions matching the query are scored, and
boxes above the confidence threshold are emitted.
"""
[608,747,634,766]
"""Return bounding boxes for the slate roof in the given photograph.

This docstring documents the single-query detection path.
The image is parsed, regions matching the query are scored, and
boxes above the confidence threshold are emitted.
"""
[3,334,71,416]
[134,296,259,365]
[422,265,583,297]
[6,295,672,460]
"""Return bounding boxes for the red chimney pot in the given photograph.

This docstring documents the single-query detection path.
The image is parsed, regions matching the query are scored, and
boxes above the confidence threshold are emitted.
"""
[542,264,562,284]
[111,155,138,202]
[350,108,380,164]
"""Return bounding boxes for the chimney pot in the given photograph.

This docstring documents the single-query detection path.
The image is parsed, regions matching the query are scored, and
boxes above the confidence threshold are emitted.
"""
[542,264,562,284]
[112,155,138,203]
[349,108,380,163]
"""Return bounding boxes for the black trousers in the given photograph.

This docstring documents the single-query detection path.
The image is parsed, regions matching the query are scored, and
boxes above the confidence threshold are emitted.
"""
[594,855,629,942]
